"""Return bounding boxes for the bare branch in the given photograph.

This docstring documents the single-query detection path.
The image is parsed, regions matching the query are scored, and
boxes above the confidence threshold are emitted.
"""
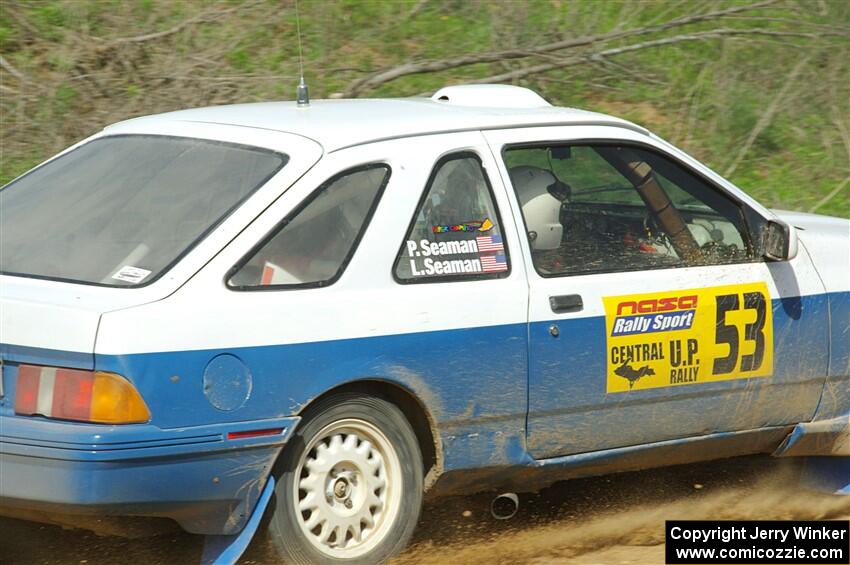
[406,0,430,21]
[832,105,850,170]
[343,0,779,96]
[809,176,850,213]
[723,55,811,177]
[110,0,263,45]
[2,6,40,38]
[468,30,820,85]
[592,57,665,85]
[0,55,28,83]
[720,15,849,32]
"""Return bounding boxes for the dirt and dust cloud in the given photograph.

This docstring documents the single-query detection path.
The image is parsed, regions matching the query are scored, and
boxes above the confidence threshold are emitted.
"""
[395,459,849,565]
[2,456,848,564]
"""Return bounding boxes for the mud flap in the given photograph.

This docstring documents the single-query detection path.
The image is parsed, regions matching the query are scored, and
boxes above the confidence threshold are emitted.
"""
[773,416,850,458]
[800,457,850,495]
[200,475,275,565]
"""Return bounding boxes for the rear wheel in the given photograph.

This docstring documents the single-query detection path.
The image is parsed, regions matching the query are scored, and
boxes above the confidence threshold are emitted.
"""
[269,393,423,564]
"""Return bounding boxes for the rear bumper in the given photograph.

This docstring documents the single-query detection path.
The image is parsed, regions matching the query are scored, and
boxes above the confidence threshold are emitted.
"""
[0,415,299,535]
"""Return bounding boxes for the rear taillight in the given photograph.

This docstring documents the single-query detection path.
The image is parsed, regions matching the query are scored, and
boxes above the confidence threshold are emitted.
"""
[15,365,150,424]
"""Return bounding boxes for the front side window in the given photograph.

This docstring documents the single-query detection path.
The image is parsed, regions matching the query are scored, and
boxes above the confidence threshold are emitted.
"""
[228,164,390,289]
[503,144,754,277]
[0,135,286,286]
[394,153,510,282]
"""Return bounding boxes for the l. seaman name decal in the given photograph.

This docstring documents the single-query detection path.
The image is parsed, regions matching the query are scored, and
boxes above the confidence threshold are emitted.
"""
[405,235,507,276]
[604,283,773,393]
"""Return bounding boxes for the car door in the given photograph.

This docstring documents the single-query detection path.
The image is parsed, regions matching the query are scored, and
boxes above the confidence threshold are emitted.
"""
[484,126,829,460]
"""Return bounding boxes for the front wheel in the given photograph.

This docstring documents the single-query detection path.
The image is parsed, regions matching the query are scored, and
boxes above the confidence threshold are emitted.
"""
[269,393,423,564]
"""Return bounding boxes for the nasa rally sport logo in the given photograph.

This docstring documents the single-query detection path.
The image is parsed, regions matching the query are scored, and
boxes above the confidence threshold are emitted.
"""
[610,294,698,336]
[609,294,698,389]
[603,283,774,393]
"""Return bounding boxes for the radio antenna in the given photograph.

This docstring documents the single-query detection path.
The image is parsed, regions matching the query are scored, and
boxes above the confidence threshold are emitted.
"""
[295,0,309,106]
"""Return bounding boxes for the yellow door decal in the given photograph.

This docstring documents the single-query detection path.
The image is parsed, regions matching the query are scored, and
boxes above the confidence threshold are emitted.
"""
[604,283,773,393]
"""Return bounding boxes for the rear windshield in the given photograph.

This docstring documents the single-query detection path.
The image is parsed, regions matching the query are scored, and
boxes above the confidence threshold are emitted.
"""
[0,135,286,286]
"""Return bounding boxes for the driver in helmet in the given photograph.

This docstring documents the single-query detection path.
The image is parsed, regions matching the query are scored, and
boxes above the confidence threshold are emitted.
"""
[509,166,568,273]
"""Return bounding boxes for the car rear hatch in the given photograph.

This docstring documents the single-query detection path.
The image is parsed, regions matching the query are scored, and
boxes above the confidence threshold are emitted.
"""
[0,276,154,371]
[0,276,156,423]
[1,123,323,408]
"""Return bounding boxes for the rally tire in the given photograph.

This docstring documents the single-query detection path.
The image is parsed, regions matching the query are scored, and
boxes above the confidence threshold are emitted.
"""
[268,392,423,564]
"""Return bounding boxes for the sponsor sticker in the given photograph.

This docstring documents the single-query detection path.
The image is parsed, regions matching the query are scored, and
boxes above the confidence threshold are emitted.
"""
[111,265,151,284]
[432,218,494,234]
[603,283,773,393]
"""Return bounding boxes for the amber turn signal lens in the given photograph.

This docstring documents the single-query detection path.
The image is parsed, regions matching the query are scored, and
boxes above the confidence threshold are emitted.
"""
[90,372,150,424]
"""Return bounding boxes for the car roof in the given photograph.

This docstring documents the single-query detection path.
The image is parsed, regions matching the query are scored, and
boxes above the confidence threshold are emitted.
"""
[106,85,649,152]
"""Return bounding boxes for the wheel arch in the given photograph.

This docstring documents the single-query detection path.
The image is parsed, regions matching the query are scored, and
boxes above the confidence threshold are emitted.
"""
[290,378,443,491]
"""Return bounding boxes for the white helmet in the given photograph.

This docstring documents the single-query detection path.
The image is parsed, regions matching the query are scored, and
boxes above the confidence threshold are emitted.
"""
[509,166,564,250]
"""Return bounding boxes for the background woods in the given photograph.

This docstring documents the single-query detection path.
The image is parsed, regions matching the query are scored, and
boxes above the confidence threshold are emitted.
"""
[0,0,847,216]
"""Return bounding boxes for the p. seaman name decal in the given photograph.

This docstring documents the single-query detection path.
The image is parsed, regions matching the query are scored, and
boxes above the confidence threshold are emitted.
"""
[405,236,507,276]
[603,283,773,393]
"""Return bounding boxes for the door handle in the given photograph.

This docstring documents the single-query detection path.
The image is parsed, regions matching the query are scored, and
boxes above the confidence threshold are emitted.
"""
[549,294,583,314]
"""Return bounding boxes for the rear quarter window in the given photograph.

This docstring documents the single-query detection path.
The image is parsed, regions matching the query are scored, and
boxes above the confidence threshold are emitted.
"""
[228,164,390,289]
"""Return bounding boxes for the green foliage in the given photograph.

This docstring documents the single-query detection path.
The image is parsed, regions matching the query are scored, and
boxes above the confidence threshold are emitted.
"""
[0,25,14,50]
[29,2,66,40]
[0,155,42,186]
[0,0,847,217]
[137,0,155,14]
[53,83,77,112]
[227,48,253,72]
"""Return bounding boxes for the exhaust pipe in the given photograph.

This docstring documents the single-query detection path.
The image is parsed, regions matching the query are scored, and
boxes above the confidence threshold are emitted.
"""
[490,492,519,520]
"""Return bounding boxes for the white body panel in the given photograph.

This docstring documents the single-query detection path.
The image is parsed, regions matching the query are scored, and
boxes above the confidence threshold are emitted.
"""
[775,210,850,294]
[0,278,101,355]
[107,98,647,154]
[97,132,529,355]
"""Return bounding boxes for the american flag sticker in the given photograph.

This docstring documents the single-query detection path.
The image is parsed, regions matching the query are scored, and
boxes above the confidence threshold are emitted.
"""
[480,253,508,272]
[476,234,504,253]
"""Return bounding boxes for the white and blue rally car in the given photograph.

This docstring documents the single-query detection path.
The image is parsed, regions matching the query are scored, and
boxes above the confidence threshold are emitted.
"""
[0,85,847,564]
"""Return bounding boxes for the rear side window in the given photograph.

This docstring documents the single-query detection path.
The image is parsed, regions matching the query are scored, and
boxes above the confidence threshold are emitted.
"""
[394,152,510,282]
[228,164,390,289]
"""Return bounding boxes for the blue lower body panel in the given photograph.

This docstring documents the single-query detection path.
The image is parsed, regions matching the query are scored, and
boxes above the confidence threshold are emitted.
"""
[0,415,297,535]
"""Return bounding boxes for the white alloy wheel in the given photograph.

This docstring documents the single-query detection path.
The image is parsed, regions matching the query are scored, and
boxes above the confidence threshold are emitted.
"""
[268,393,423,564]
[294,418,404,559]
